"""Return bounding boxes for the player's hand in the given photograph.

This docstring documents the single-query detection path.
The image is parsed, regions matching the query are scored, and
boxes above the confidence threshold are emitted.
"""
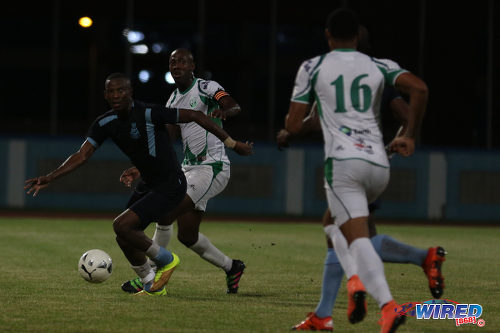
[233,141,254,156]
[389,137,415,157]
[210,109,226,120]
[119,167,140,187]
[24,176,51,197]
[276,129,290,151]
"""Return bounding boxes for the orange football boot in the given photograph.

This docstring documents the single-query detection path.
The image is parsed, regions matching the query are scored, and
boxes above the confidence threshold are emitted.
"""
[422,247,446,298]
[347,274,367,324]
[379,300,406,333]
[292,312,333,331]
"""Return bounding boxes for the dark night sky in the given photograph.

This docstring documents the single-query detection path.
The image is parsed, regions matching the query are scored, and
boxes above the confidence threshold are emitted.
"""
[1,0,499,149]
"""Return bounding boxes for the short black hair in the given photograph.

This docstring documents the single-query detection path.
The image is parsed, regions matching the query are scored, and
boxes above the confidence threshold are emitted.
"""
[106,72,129,82]
[104,73,131,88]
[326,8,360,40]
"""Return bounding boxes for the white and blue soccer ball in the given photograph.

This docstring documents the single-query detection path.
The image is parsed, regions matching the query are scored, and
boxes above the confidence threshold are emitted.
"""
[78,249,113,283]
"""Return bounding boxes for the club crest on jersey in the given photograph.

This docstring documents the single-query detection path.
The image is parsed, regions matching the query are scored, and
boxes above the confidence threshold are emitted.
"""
[189,97,198,108]
[200,80,210,89]
[130,123,140,139]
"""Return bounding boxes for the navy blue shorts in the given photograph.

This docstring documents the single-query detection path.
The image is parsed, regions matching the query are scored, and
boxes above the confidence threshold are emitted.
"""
[127,175,187,229]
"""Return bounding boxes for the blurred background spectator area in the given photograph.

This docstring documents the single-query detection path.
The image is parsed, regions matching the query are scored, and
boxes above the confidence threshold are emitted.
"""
[2,0,499,149]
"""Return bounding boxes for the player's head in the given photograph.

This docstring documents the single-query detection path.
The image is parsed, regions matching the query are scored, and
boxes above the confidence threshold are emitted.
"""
[357,25,371,54]
[326,8,359,39]
[325,8,360,49]
[104,73,133,112]
[169,48,195,87]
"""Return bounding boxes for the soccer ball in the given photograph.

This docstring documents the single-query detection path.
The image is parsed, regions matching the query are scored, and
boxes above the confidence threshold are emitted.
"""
[78,249,113,283]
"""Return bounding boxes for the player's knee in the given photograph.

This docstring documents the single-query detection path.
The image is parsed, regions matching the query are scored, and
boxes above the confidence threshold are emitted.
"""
[115,235,126,247]
[113,216,131,237]
[177,232,197,248]
[113,219,123,236]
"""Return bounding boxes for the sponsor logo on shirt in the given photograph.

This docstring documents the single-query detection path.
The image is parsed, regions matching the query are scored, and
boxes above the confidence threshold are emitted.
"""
[339,125,352,136]
[338,125,371,136]
[353,138,374,155]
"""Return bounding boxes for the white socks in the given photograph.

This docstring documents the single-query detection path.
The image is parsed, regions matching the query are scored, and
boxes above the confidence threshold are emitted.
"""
[131,261,155,284]
[324,224,393,308]
[190,233,232,272]
[350,238,393,308]
[324,224,356,278]
[151,224,232,272]
[153,224,173,247]
[145,242,160,258]
[147,224,174,269]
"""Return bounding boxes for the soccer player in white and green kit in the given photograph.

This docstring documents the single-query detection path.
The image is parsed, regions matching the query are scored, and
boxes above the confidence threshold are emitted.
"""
[285,9,428,333]
[120,49,247,295]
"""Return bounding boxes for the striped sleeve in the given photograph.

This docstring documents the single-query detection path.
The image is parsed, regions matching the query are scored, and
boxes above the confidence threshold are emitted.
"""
[214,89,229,101]
[85,117,110,148]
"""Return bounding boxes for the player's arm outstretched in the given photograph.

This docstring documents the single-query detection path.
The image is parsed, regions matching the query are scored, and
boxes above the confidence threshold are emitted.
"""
[166,124,181,142]
[25,140,96,196]
[178,108,253,156]
[389,72,428,157]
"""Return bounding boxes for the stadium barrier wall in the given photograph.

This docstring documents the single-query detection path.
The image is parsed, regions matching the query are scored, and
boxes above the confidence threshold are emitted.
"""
[1,137,500,222]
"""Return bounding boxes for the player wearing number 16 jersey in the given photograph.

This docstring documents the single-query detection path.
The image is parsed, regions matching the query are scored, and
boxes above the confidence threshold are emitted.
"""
[291,47,405,169]
[285,8,428,333]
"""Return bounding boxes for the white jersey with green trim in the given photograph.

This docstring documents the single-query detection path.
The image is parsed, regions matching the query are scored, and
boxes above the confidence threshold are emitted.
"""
[291,49,407,167]
[166,78,230,166]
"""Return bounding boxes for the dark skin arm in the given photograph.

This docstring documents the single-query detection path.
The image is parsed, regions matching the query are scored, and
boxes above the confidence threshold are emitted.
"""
[166,124,181,142]
[277,102,321,150]
[122,105,251,186]
[169,95,241,142]
[178,108,253,155]
[210,96,241,120]
[25,140,96,196]
[389,72,428,156]
[385,96,410,154]
[390,97,409,126]
[285,101,310,135]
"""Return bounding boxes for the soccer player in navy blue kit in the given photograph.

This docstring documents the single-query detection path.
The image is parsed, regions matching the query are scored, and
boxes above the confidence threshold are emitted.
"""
[25,73,253,295]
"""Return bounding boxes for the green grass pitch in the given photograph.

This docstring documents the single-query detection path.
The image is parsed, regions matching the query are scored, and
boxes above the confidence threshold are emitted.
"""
[0,217,498,332]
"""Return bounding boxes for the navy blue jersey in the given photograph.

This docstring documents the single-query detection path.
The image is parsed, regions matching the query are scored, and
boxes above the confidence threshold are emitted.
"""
[86,100,183,187]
